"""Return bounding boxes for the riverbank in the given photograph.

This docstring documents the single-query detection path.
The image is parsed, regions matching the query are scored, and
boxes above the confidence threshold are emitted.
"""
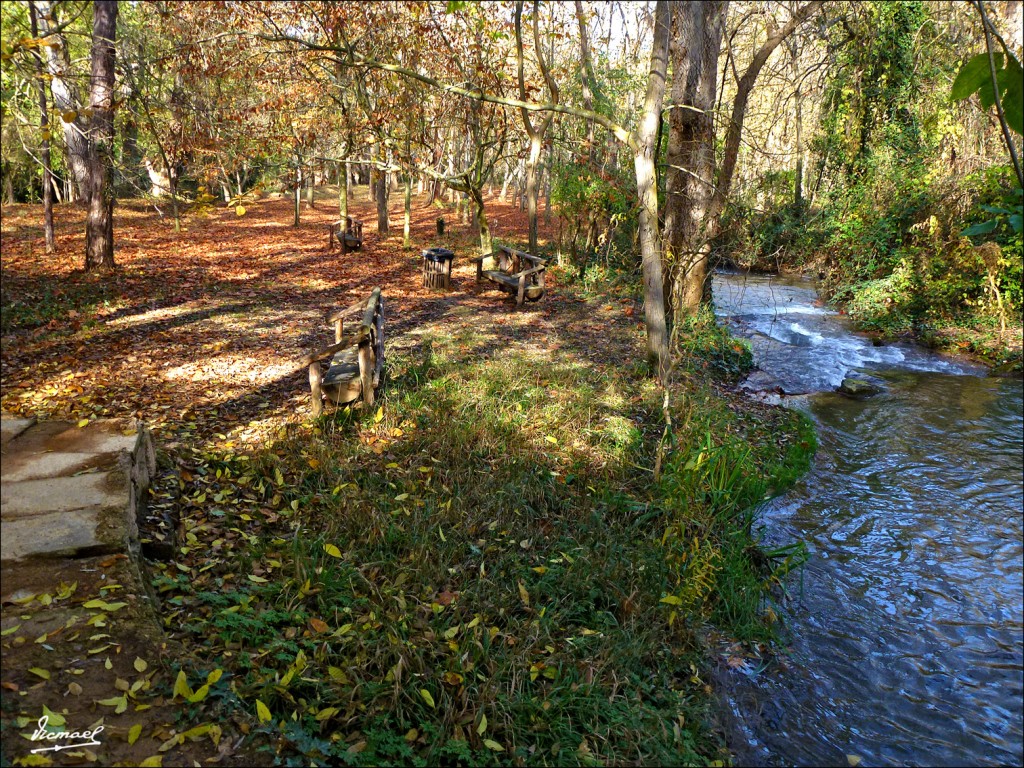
[2,194,813,765]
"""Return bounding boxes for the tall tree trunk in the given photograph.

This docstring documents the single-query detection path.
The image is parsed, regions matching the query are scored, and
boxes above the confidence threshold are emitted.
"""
[338,160,348,222]
[794,84,804,211]
[375,171,389,235]
[515,0,558,253]
[469,186,492,256]
[36,0,91,203]
[29,2,56,254]
[664,1,728,317]
[574,0,598,163]
[294,155,301,226]
[84,0,118,271]
[634,0,672,383]
[403,172,412,248]
[709,1,823,224]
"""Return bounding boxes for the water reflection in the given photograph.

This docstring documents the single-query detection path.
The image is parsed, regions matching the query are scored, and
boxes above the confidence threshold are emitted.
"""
[714,273,1024,767]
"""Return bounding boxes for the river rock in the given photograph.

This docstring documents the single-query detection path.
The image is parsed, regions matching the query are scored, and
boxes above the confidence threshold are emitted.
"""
[838,377,883,398]
[741,370,785,395]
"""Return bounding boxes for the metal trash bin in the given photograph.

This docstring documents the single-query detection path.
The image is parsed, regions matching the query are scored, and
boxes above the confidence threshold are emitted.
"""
[422,247,455,290]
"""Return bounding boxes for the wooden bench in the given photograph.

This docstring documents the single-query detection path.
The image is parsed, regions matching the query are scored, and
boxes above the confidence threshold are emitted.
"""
[327,216,364,253]
[472,245,547,306]
[302,288,384,416]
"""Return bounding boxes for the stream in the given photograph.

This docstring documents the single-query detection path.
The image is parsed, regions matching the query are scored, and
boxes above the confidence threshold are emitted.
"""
[713,272,1024,767]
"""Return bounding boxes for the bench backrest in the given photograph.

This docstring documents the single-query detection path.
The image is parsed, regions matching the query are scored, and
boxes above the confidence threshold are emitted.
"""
[496,245,546,274]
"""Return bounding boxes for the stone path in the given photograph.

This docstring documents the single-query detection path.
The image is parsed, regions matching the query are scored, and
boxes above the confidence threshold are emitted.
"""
[1,414,155,566]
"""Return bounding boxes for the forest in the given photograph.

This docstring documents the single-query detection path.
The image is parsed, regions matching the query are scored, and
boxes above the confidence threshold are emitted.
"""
[1,1,1021,766]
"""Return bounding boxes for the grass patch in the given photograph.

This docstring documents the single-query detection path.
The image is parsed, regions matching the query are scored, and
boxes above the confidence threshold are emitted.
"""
[151,311,814,766]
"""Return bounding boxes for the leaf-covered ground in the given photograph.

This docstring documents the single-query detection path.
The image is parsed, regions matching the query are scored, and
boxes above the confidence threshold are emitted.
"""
[2,190,813,766]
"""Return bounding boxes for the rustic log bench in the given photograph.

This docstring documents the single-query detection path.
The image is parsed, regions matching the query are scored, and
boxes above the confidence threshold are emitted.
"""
[326,216,364,253]
[302,288,384,416]
[472,245,547,306]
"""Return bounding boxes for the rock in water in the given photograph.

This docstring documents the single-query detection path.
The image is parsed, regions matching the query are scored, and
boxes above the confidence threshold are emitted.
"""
[838,377,883,398]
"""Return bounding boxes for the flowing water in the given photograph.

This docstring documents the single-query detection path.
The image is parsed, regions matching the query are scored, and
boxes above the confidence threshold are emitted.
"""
[713,272,1024,767]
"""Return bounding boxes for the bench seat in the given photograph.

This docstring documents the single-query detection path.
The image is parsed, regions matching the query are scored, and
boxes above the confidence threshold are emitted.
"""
[481,270,545,301]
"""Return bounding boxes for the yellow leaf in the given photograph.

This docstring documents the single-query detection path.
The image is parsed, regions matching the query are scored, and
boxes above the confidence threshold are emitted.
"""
[0,624,20,636]
[256,699,272,723]
[517,581,530,607]
[206,668,223,684]
[13,755,54,767]
[82,599,127,612]
[374,406,384,423]
[173,670,192,699]
[477,712,487,735]
[61,110,78,123]
[41,705,65,727]
[483,739,504,752]
[659,595,683,606]
[133,657,148,673]
[247,575,268,583]
[186,683,210,703]
[441,671,463,686]
[139,757,163,767]
[28,667,50,680]
[544,435,557,444]
[532,566,548,574]
[847,757,862,767]
[315,706,339,721]
[128,723,143,745]
[235,205,246,216]
[97,694,128,713]
[419,689,435,709]
[77,418,90,428]
[324,543,342,558]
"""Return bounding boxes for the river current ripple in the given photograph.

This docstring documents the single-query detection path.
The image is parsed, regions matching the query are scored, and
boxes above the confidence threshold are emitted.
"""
[713,272,1024,767]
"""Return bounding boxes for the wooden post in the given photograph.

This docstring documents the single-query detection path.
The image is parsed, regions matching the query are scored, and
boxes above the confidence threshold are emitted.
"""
[335,317,344,343]
[358,341,374,406]
[373,297,385,387]
[309,362,324,417]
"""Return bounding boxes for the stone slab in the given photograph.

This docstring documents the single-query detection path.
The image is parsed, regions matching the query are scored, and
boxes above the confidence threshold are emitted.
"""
[0,450,121,483]
[0,415,35,448]
[2,419,138,458]
[0,508,110,560]
[0,473,127,519]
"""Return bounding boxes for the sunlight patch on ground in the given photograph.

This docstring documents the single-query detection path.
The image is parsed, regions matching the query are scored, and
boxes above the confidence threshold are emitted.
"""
[102,301,207,328]
[163,355,297,385]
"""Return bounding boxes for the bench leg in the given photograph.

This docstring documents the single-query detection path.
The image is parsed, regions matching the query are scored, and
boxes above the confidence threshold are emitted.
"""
[309,362,324,417]
[517,275,527,306]
[358,341,374,407]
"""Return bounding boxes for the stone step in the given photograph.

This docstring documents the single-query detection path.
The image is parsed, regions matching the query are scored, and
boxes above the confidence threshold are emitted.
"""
[0,417,155,565]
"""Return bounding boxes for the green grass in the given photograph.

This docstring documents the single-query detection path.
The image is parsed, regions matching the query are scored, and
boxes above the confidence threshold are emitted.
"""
[150,311,814,766]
